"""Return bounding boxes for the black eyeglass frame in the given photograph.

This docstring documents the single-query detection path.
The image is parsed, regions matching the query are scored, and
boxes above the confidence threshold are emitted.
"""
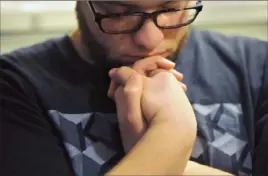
[87,1,203,34]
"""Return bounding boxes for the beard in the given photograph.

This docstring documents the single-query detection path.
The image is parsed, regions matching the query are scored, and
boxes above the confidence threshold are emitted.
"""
[76,4,131,71]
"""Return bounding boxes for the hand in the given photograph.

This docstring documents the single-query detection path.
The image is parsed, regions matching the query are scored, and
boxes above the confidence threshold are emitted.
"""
[109,56,186,152]
[107,57,196,175]
[108,57,230,175]
[110,64,196,130]
[108,56,187,152]
[108,56,187,99]
[108,57,196,152]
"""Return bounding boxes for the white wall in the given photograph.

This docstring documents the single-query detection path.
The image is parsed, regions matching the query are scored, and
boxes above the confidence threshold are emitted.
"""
[1,1,267,53]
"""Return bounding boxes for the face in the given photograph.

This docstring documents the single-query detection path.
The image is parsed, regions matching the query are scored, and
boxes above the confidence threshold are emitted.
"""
[76,1,197,68]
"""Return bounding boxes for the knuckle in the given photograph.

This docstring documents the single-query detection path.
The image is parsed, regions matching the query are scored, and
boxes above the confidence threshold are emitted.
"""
[159,71,174,78]
[129,72,140,80]
[132,61,142,70]
[155,55,165,60]
[133,55,163,68]
[119,66,129,72]
[123,75,142,95]
[158,71,177,82]
[123,86,140,96]
[147,55,163,60]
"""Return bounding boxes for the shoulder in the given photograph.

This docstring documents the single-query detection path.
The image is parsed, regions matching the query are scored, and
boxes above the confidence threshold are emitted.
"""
[0,52,42,110]
[0,54,75,176]
[183,28,267,105]
[193,28,267,66]
[0,35,69,143]
[1,35,69,69]
[0,35,72,89]
[0,35,69,103]
[192,28,267,84]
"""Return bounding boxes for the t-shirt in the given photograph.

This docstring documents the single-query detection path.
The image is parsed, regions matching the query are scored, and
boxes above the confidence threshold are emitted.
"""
[0,28,267,176]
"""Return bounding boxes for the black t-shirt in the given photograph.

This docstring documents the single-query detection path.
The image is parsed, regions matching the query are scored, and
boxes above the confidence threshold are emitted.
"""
[0,28,267,176]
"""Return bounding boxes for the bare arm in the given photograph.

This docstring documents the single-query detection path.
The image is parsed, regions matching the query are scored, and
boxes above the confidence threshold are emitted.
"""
[107,63,196,175]
[107,123,232,176]
[107,116,195,175]
[184,161,233,175]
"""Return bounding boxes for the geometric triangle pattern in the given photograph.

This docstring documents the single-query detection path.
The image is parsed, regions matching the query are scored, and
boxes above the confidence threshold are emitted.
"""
[48,103,252,176]
[191,103,252,176]
[48,111,123,176]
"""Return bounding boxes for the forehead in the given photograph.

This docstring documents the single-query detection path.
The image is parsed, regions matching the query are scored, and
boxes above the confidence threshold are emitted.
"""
[99,0,178,8]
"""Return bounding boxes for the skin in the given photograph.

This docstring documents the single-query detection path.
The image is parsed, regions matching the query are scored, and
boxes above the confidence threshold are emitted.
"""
[70,0,233,175]
[111,58,195,149]
[107,58,232,175]
[109,57,188,152]
[72,0,191,68]
[107,60,196,175]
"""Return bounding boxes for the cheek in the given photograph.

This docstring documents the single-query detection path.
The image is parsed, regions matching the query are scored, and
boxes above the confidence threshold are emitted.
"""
[175,26,190,41]
[163,26,189,41]
[163,29,179,39]
[160,26,189,52]
[101,35,133,56]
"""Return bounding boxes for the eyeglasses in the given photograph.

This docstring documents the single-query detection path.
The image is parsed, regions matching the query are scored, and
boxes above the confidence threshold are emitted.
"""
[87,1,203,34]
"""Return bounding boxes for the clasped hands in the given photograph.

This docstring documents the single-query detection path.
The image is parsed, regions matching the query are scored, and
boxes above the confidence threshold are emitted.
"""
[107,56,197,175]
[106,56,233,176]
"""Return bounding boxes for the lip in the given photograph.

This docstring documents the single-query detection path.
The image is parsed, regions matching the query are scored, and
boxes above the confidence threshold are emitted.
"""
[129,51,170,59]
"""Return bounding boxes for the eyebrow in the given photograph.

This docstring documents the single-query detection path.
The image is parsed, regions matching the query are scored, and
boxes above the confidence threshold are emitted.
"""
[104,1,173,8]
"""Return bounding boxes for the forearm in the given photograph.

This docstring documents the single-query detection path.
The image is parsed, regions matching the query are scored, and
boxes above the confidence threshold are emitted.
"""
[107,121,194,175]
[183,161,233,175]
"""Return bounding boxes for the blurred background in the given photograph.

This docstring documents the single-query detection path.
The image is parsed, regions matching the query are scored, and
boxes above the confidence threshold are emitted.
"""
[1,1,267,54]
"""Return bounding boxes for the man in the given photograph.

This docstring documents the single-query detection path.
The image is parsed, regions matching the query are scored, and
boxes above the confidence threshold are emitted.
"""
[0,0,267,175]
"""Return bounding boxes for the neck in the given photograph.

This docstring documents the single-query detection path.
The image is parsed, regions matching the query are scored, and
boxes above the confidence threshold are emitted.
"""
[69,29,97,66]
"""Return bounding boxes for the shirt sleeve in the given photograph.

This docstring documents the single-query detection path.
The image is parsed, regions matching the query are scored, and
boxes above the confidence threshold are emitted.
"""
[0,66,75,176]
[254,59,268,175]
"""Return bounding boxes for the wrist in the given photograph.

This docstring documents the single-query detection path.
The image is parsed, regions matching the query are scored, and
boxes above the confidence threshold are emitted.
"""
[150,106,197,145]
[118,121,192,175]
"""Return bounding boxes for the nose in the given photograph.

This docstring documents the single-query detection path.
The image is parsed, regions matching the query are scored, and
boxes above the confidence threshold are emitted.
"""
[132,19,164,51]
